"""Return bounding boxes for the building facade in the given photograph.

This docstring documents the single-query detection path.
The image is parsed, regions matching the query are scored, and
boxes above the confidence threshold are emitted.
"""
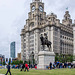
[10,42,16,59]
[21,0,73,63]
[17,53,21,61]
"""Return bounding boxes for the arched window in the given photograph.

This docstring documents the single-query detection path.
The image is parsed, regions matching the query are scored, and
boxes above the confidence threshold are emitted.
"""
[33,14,34,19]
[30,22,34,28]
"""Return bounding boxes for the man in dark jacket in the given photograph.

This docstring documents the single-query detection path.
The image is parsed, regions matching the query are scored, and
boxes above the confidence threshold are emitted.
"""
[5,63,11,75]
[20,64,25,71]
[49,62,52,70]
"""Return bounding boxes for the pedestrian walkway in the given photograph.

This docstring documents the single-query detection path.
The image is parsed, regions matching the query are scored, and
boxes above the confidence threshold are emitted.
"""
[0,74,4,75]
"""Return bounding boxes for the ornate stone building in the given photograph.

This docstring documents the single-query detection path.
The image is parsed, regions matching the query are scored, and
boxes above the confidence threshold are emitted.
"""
[21,0,73,63]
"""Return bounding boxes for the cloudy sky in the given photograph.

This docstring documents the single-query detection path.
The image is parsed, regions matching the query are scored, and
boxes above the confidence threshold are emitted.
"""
[0,0,75,58]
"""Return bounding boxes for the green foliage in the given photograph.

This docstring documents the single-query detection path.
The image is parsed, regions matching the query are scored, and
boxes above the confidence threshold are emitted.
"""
[2,61,5,65]
[11,60,23,65]
[24,59,35,65]
[28,60,31,64]
[73,55,75,61]
[8,59,11,65]
[0,62,2,64]
[24,61,28,64]
[24,60,32,64]
[33,59,35,65]
[55,54,73,63]
[19,60,23,64]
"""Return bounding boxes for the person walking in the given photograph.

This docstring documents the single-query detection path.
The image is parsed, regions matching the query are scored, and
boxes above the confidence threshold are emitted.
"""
[24,63,29,72]
[20,64,25,71]
[49,62,52,70]
[5,63,11,75]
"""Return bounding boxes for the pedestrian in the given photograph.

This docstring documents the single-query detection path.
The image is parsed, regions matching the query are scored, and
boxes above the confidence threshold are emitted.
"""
[5,63,11,75]
[24,63,29,72]
[31,64,32,69]
[49,62,52,70]
[53,62,55,69]
[20,64,25,71]
[35,65,37,69]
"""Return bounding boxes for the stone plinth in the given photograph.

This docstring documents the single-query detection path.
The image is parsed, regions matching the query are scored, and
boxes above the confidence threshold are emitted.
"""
[37,51,55,69]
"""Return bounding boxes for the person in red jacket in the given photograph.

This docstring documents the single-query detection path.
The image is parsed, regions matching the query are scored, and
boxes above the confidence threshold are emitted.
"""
[25,63,29,72]
[35,65,37,69]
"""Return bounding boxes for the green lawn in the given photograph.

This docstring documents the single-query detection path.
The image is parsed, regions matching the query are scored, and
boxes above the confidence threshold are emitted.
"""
[0,69,75,75]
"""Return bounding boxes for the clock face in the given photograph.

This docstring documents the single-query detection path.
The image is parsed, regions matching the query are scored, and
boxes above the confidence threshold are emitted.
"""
[39,6,43,12]
[32,6,35,12]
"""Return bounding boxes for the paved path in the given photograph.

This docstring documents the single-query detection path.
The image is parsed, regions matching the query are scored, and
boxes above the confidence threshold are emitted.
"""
[0,74,4,75]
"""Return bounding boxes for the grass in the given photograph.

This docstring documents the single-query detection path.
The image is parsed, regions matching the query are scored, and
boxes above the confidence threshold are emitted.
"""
[0,68,75,75]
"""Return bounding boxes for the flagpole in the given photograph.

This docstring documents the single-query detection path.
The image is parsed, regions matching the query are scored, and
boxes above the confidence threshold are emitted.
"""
[66,7,68,11]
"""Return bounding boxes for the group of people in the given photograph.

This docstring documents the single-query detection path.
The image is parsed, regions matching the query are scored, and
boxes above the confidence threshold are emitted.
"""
[20,63,37,71]
[5,63,29,75]
[49,61,75,70]
[20,63,29,72]
[4,61,75,75]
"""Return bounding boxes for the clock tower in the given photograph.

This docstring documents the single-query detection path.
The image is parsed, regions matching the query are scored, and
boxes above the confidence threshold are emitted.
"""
[21,0,47,63]
[27,0,46,27]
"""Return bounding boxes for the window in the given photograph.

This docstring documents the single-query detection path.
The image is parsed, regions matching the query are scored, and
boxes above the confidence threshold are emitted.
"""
[40,29,43,32]
[60,35,62,38]
[48,17,50,19]
[38,22,39,25]
[44,28,46,31]
[24,39,26,41]
[55,27,58,31]
[40,14,42,18]
[30,22,34,28]
[33,14,34,19]
[30,40,34,43]
[30,36,34,39]
[30,31,34,35]
[38,17,39,20]
[30,44,34,47]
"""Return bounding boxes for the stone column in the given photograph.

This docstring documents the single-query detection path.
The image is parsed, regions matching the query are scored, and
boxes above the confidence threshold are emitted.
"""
[21,35,24,61]
[57,28,60,54]
[50,26,54,52]
[34,29,40,64]
[26,32,30,61]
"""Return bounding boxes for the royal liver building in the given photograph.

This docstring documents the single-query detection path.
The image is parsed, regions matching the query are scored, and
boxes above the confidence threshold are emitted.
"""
[21,0,73,63]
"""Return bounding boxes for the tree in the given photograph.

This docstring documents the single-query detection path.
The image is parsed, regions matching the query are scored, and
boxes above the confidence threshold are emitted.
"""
[3,61,5,65]
[11,60,23,65]
[28,60,31,64]
[8,59,11,65]
[55,54,73,63]
[73,55,75,61]
[19,60,23,64]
